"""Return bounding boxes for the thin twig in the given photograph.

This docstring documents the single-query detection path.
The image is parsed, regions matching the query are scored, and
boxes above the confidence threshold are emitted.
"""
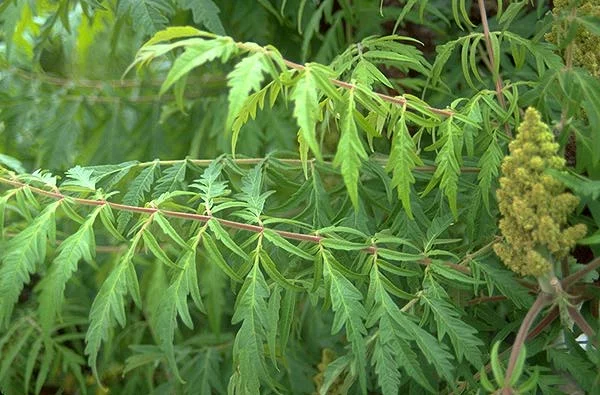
[137,157,481,173]
[466,295,507,305]
[561,256,600,290]
[567,306,598,347]
[0,176,472,275]
[503,293,552,392]
[477,0,512,138]
[281,58,454,117]
[526,306,559,340]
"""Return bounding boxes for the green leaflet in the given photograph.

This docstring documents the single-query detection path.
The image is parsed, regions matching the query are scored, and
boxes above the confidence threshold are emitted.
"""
[231,262,271,394]
[156,227,206,382]
[386,113,423,218]
[153,160,187,199]
[258,250,301,290]
[421,279,483,367]
[472,258,533,309]
[184,348,225,394]
[142,229,179,268]
[227,52,270,150]
[142,26,205,48]
[292,67,323,160]
[160,38,236,95]
[38,205,102,337]
[177,0,225,35]
[117,161,159,232]
[323,252,368,394]
[263,229,312,260]
[117,0,174,36]
[333,89,367,209]
[422,118,462,218]
[202,233,243,282]
[367,265,435,393]
[85,251,140,387]
[208,219,248,259]
[0,201,60,328]
[392,311,455,383]
[153,212,191,251]
[477,133,503,210]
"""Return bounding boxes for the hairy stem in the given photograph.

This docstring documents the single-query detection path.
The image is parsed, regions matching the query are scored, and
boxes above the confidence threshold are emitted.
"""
[503,293,552,391]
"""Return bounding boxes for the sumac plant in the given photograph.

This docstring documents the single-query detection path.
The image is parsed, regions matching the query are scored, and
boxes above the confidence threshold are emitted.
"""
[1,1,600,394]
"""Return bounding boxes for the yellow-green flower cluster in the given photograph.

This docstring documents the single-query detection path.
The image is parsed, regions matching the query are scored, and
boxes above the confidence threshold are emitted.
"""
[493,108,587,277]
[546,0,600,76]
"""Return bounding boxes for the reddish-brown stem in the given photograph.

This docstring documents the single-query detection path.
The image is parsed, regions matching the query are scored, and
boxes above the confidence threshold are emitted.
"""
[466,295,507,305]
[281,60,454,117]
[567,306,598,347]
[503,293,552,391]
[561,256,600,290]
[477,0,512,138]
[526,306,559,340]
[0,176,470,274]
[140,157,481,173]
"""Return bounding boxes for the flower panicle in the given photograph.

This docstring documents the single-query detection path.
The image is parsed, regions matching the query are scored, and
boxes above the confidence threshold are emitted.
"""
[493,108,587,277]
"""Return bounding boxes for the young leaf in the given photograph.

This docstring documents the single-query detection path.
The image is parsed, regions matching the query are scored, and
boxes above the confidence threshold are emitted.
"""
[0,201,60,328]
[323,253,368,394]
[117,161,159,232]
[153,161,187,199]
[477,133,503,210]
[422,118,462,217]
[62,165,98,192]
[333,89,367,209]
[38,206,101,336]
[85,251,139,386]
[231,262,271,394]
[386,113,423,219]
[227,52,269,146]
[177,0,225,35]
[292,67,323,160]
[421,282,484,367]
[156,228,207,382]
[160,38,235,95]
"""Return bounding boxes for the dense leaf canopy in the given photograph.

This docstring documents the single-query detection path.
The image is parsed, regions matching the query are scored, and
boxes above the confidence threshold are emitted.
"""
[0,1,599,394]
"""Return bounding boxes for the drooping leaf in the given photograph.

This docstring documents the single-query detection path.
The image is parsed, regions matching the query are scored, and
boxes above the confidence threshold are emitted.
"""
[386,113,423,219]
[153,161,187,198]
[177,0,225,35]
[160,38,236,95]
[333,89,367,209]
[117,162,159,232]
[117,0,175,36]
[421,279,483,367]
[231,262,271,394]
[323,251,368,394]
[38,206,102,336]
[227,52,270,150]
[85,250,140,386]
[0,201,60,328]
[477,133,503,210]
[292,67,323,160]
[156,228,206,382]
